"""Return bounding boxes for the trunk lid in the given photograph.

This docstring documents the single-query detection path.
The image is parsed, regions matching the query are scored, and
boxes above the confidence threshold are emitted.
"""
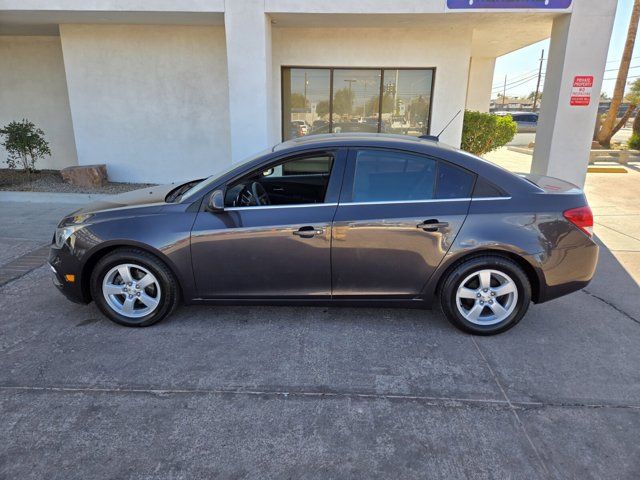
[519,173,583,195]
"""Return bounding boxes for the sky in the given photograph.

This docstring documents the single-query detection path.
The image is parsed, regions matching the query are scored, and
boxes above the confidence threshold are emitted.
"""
[492,2,637,100]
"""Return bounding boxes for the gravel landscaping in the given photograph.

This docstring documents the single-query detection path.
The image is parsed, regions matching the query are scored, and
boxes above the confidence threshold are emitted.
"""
[0,169,154,194]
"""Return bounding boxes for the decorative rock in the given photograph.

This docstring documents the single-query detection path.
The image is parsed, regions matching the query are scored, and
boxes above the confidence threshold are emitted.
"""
[61,164,107,188]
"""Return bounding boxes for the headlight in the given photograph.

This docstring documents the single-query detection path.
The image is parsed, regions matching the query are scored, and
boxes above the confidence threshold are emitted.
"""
[57,213,93,228]
[54,225,84,248]
[54,213,93,248]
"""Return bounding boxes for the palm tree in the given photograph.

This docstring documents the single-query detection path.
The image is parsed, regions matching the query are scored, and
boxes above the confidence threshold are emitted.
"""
[596,0,640,147]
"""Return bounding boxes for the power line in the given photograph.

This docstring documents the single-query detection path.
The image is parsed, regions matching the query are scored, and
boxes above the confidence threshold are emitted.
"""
[603,74,640,81]
[491,73,539,91]
[606,55,640,64]
[491,69,539,89]
[604,64,640,73]
[492,74,542,93]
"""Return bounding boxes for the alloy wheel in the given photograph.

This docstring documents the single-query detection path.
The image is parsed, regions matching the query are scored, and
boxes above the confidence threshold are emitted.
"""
[455,269,518,326]
[102,263,161,318]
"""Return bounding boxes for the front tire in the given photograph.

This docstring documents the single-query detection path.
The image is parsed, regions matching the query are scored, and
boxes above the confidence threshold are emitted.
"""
[90,248,180,327]
[439,255,531,335]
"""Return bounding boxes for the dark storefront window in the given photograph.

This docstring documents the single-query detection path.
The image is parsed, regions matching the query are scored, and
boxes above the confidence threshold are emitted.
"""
[282,67,434,141]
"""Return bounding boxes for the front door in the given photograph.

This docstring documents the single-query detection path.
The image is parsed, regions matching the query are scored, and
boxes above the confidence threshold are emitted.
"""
[190,149,346,298]
[331,148,473,297]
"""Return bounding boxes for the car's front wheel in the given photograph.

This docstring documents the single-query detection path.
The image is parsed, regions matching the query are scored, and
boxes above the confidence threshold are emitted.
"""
[439,255,531,335]
[90,248,180,327]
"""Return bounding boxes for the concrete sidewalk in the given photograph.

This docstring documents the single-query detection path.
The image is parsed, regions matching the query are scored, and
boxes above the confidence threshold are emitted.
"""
[0,178,639,478]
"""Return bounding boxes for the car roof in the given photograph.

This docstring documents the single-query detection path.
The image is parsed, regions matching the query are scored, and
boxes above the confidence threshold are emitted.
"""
[273,132,455,152]
[270,133,537,195]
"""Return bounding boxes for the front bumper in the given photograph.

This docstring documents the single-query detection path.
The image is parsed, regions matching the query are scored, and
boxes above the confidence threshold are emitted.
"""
[49,246,89,304]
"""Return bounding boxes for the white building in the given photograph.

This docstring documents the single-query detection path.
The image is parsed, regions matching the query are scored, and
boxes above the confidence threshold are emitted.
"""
[0,0,618,187]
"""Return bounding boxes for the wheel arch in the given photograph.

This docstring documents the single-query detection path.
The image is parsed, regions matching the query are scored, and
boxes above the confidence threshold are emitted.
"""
[80,241,186,303]
[432,248,543,304]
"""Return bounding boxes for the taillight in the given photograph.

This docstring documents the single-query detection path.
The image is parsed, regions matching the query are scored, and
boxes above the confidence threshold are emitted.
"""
[563,206,594,237]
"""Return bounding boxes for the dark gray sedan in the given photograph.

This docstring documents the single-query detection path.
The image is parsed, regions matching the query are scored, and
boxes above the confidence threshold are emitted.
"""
[49,134,598,335]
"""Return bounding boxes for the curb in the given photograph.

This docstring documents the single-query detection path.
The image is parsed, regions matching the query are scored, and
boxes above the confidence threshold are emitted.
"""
[507,146,534,155]
[587,166,628,174]
[0,190,114,204]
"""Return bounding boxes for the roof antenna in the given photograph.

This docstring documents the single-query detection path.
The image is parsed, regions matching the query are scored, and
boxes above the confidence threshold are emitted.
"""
[420,109,462,142]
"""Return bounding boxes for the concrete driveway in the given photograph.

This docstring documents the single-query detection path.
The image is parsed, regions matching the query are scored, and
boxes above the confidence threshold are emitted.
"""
[0,194,639,479]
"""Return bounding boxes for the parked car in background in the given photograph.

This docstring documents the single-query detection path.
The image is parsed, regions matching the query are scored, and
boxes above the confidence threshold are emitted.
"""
[496,111,538,133]
[50,134,597,335]
[291,120,309,135]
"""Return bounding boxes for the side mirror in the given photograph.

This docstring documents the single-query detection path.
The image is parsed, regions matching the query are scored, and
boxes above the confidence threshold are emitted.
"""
[207,189,225,212]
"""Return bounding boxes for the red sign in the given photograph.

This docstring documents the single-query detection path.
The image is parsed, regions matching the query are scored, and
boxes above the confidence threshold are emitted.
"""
[570,75,593,106]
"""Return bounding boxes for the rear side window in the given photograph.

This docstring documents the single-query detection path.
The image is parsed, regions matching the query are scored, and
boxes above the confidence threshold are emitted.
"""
[435,162,475,199]
[473,176,507,198]
[352,150,436,202]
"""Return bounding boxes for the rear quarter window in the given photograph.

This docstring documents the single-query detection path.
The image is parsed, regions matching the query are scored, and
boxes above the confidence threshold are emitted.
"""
[473,176,508,198]
[435,162,475,199]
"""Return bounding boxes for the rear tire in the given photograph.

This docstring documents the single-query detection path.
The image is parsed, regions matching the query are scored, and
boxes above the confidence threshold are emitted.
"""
[90,248,180,327]
[439,255,531,335]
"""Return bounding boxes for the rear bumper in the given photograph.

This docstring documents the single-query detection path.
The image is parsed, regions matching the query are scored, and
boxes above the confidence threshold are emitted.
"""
[535,238,599,303]
[49,246,89,304]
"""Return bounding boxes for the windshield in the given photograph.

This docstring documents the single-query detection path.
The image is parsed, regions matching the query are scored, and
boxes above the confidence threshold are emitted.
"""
[179,148,272,202]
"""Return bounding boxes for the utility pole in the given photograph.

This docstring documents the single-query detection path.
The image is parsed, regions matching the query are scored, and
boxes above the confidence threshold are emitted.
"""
[502,75,507,108]
[344,78,357,116]
[303,71,308,108]
[533,49,545,112]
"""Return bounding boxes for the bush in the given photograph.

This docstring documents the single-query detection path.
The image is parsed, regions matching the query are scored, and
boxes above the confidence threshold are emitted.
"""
[628,132,640,151]
[460,110,517,156]
[0,119,51,174]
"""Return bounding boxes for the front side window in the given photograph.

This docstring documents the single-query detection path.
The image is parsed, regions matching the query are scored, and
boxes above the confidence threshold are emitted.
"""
[225,155,334,207]
[282,67,434,141]
[351,150,436,203]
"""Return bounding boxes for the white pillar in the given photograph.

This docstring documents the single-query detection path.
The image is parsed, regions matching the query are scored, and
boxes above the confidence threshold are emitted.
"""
[224,0,273,163]
[531,1,618,187]
[465,57,496,113]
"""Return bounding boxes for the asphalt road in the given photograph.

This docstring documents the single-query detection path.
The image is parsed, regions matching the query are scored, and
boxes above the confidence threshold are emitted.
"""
[0,200,639,479]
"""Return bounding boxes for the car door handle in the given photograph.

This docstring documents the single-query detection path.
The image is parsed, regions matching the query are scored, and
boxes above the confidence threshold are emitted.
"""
[417,220,449,232]
[272,187,284,192]
[293,227,325,238]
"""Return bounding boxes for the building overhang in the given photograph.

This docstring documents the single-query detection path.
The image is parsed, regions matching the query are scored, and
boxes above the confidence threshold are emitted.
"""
[268,12,559,58]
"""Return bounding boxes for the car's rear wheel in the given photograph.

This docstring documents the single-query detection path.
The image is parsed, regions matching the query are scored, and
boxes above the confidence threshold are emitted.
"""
[440,255,531,335]
[90,248,180,327]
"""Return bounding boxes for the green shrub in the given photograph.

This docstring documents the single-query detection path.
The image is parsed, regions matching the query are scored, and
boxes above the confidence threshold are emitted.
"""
[628,132,640,151]
[460,110,517,156]
[0,119,51,174]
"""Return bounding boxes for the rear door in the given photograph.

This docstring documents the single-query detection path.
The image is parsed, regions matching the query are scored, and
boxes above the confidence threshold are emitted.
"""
[331,148,473,297]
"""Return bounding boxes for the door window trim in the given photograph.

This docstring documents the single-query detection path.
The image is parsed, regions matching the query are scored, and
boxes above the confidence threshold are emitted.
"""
[225,202,339,211]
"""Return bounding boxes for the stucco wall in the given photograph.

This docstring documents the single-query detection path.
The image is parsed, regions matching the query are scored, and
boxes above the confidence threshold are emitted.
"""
[271,26,473,147]
[0,36,78,170]
[465,57,495,113]
[59,24,230,183]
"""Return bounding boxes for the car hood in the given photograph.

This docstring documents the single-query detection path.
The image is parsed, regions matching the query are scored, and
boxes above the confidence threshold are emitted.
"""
[74,184,177,215]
